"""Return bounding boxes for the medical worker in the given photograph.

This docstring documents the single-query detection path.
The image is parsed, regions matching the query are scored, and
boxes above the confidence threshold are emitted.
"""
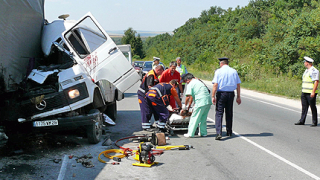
[182,73,212,138]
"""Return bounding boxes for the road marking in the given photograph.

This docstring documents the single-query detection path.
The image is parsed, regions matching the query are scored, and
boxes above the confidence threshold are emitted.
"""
[207,117,215,123]
[207,101,320,179]
[234,132,320,180]
[243,95,301,113]
[242,95,318,119]
[57,155,68,180]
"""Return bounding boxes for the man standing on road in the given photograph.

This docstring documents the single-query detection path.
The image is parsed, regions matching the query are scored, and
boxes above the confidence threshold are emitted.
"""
[182,73,212,138]
[146,80,182,132]
[176,57,188,93]
[159,61,183,108]
[295,56,319,127]
[138,65,164,131]
[212,57,241,140]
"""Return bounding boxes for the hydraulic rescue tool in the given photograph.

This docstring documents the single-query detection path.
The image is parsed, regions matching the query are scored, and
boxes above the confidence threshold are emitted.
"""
[156,145,193,150]
[98,149,126,164]
[132,142,158,167]
[113,157,121,162]
[130,132,166,146]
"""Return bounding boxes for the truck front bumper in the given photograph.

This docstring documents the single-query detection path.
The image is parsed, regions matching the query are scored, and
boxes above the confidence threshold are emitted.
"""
[31,109,102,130]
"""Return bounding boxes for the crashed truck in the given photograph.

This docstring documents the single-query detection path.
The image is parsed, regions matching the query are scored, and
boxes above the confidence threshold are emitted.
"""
[0,1,140,144]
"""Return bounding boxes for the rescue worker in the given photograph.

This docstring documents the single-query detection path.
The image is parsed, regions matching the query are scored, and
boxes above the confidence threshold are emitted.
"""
[182,73,212,138]
[138,65,164,131]
[159,61,183,108]
[295,56,319,127]
[176,57,188,93]
[212,57,241,140]
[146,80,182,132]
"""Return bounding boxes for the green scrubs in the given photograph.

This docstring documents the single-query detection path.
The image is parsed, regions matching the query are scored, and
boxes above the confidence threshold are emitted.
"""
[185,79,212,137]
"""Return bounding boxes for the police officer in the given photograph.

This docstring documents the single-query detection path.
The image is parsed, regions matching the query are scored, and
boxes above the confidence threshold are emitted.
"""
[295,56,319,127]
[145,80,182,132]
[138,65,164,131]
[176,57,188,93]
[212,57,241,140]
[152,57,164,69]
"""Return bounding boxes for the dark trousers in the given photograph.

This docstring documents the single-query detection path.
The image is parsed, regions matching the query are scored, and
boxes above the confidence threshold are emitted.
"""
[146,92,169,128]
[299,92,318,125]
[138,91,159,129]
[215,91,235,135]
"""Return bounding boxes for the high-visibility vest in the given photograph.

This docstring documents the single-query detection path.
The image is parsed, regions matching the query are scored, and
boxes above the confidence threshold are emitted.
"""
[139,69,158,93]
[179,65,186,75]
[302,69,318,93]
[179,64,186,85]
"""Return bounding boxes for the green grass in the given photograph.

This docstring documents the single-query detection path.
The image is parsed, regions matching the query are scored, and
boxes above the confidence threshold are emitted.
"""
[191,68,320,104]
[187,66,320,103]
[241,77,301,100]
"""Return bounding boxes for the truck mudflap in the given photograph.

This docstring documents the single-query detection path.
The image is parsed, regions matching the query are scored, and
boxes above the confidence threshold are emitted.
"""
[32,109,102,129]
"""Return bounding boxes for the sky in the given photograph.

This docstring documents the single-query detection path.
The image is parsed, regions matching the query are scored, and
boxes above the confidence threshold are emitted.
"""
[45,0,251,32]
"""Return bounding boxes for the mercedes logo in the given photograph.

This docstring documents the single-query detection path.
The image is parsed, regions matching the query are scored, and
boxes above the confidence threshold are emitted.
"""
[36,100,47,110]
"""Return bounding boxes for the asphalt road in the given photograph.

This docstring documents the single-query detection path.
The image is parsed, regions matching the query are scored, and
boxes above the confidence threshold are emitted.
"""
[1,80,320,180]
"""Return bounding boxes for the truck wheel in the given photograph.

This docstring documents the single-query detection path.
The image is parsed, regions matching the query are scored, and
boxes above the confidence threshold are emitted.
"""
[105,100,117,121]
[87,109,103,144]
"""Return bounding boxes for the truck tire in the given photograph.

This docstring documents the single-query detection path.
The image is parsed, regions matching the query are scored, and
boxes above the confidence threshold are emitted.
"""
[105,100,117,121]
[86,109,102,144]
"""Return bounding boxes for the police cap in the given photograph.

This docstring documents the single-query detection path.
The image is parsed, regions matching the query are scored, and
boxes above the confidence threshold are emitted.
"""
[153,57,160,62]
[218,57,229,61]
[304,56,314,63]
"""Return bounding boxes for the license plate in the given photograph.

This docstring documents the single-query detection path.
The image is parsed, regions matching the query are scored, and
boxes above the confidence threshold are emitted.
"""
[33,120,58,127]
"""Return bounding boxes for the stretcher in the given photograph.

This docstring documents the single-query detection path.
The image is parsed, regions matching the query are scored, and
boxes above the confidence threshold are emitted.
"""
[166,111,191,135]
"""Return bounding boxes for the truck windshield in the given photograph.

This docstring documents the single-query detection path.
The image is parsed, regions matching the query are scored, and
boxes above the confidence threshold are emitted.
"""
[64,16,107,58]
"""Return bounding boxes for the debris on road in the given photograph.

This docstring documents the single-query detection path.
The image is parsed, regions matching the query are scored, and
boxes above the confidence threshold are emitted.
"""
[106,162,119,165]
[102,136,113,146]
[52,159,62,163]
[75,153,94,168]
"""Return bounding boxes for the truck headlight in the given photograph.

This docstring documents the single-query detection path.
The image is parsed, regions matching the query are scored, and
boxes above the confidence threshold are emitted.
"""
[68,89,80,99]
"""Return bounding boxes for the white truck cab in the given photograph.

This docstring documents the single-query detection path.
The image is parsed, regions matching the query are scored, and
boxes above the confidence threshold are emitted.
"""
[18,13,140,143]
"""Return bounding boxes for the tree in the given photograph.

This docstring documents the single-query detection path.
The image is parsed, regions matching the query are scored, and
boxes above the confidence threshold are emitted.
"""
[135,34,145,59]
[121,28,145,59]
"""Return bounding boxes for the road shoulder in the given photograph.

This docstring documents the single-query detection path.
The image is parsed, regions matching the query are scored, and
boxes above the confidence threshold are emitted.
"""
[202,80,301,110]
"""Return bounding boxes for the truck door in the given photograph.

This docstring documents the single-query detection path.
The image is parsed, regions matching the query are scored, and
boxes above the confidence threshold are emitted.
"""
[61,12,140,92]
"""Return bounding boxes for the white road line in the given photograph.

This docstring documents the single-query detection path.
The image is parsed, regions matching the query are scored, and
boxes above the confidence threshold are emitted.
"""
[57,155,68,180]
[207,117,215,123]
[234,132,320,180]
[243,95,301,113]
[207,98,320,179]
[242,95,318,118]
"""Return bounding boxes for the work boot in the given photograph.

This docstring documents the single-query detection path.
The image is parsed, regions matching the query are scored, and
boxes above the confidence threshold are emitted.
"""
[157,128,167,133]
[215,134,222,140]
[143,127,154,132]
[144,128,154,132]
[152,120,159,128]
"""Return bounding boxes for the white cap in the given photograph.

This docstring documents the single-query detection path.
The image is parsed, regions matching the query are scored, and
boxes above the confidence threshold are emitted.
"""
[153,57,160,62]
[304,56,314,63]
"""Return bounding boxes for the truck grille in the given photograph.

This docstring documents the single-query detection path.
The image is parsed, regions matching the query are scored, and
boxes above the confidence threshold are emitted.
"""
[20,82,88,117]
[20,91,69,117]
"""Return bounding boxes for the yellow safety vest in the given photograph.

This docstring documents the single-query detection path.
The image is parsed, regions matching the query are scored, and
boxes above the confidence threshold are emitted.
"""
[302,69,318,93]
[179,64,186,85]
